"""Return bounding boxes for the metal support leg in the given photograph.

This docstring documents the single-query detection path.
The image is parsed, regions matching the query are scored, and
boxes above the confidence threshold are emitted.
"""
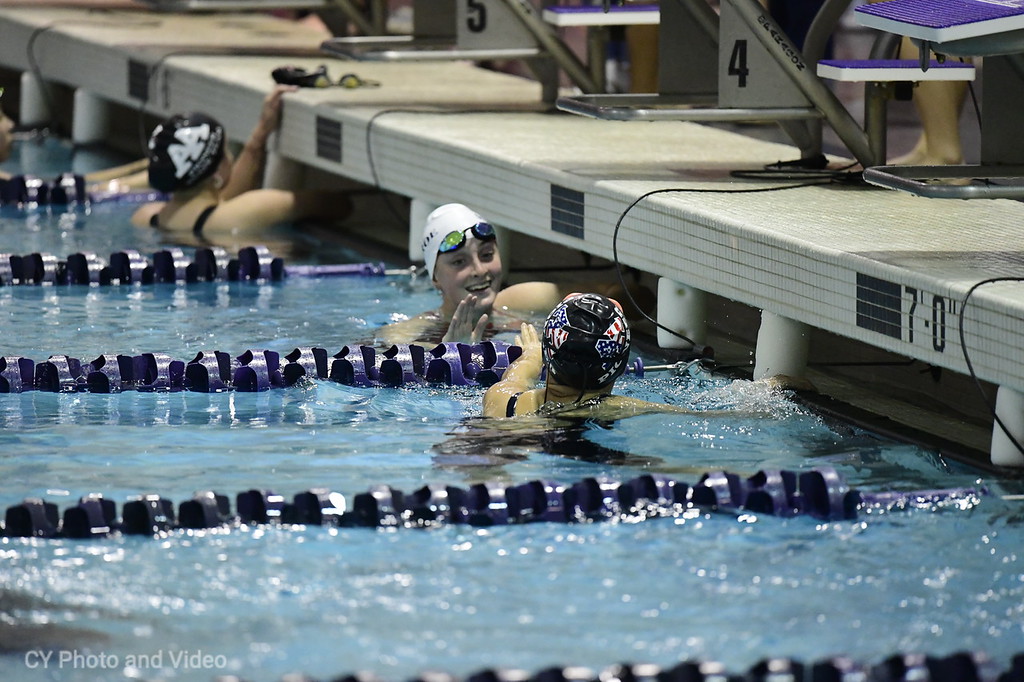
[501,0,599,94]
[864,81,891,165]
[728,0,877,167]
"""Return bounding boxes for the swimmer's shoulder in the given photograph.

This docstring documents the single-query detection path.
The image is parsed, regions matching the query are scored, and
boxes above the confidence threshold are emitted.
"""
[504,388,545,417]
[131,201,165,228]
[494,281,564,316]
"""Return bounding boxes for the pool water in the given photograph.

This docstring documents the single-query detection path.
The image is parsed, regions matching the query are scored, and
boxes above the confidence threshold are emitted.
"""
[0,139,1022,682]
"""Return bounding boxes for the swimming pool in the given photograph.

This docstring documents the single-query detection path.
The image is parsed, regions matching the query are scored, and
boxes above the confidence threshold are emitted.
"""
[1,139,1022,682]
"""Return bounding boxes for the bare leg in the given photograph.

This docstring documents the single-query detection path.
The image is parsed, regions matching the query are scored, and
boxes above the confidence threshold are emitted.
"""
[891,36,969,165]
[626,24,659,93]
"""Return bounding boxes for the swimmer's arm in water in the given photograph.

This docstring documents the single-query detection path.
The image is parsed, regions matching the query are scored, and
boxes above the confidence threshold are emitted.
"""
[2,159,149,190]
[483,322,545,418]
[443,294,490,344]
[83,158,149,187]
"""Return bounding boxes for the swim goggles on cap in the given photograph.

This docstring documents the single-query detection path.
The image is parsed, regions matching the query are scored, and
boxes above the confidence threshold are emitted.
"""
[437,222,496,255]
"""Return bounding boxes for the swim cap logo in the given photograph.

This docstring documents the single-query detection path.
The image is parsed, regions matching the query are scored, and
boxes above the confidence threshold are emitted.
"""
[165,123,222,183]
[421,230,437,254]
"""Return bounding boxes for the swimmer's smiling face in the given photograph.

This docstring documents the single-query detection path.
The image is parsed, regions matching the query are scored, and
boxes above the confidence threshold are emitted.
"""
[433,236,503,317]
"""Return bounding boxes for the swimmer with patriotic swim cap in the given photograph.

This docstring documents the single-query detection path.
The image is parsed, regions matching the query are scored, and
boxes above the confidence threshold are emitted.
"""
[542,292,632,392]
[483,293,698,419]
[376,203,654,346]
[131,85,354,241]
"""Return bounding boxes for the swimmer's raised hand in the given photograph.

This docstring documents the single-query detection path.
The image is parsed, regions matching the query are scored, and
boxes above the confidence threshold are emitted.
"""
[254,85,297,142]
[515,322,541,358]
[442,294,490,343]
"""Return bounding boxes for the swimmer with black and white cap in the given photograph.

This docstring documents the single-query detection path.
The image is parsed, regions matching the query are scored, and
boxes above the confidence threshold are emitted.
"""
[483,292,697,419]
[377,203,652,346]
[131,85,353,238]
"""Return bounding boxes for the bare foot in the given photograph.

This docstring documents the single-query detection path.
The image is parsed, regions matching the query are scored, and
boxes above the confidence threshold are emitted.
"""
[890,135,963,166]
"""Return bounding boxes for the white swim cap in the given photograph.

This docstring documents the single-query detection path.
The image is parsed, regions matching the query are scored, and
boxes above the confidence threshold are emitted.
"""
[421,203,491,279]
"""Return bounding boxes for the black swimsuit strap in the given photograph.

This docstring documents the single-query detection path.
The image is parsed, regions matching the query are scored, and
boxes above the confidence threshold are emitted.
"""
[149,204,216,233]
[506,393,522,418]
[192,204,217,235]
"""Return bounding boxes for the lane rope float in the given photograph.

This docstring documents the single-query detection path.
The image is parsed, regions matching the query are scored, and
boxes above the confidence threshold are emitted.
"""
[0,244,398,286]
[0,337,669,393]
[312,653,1024,682]
[0,340,528,392]
[0,172,173,207]
[0,466,987,538]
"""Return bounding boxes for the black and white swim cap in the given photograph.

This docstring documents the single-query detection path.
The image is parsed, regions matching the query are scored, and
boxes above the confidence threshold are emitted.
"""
[147,113,226,192]
[542,293,631,391]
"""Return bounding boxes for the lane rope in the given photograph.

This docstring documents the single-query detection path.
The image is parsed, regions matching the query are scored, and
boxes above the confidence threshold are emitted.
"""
[1,340,525,392]
[0,244,395,286]
[1,466,987,538]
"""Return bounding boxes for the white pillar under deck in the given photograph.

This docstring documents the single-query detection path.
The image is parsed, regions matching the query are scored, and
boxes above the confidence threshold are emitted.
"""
[262,132,303,190]
[409,198,437,264]
[656,278,706,350]
[753,311,810,381]
[991,385,1024,467]
[72,89,109,145]
[19,71,48,128]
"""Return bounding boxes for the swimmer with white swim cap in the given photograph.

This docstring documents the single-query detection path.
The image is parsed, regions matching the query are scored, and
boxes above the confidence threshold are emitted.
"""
[377,203,652,346]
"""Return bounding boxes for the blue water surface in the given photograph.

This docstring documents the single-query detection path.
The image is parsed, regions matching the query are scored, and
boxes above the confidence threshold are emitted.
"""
[0,139,1021,682]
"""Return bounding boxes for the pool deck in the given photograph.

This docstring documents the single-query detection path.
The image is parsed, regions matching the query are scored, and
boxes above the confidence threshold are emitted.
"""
[2,4,1023,470]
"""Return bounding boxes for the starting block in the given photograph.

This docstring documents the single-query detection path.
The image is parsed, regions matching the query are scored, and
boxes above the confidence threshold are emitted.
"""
[541,4,660,27]
[137,0,322,9]
[321,0,597,101]
[816,59,975,82]
[557,0,886,167]
[817,59,975,164]
[856,0,1024,46]
[854,0,1024,198]
[541,4,660,92]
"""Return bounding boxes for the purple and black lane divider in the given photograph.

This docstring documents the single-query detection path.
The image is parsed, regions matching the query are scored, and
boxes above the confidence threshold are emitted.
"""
[69,652,1017,682]
[1,174,171,208]
[0,173,90,208]
[0,340,522,393]
[0,467,987,539]
[0,244,389,286]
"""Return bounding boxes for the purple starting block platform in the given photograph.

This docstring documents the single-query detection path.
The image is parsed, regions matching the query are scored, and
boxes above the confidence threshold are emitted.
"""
[542,4,659,26]
[816,59,976,82]
[855,0,1024,44]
